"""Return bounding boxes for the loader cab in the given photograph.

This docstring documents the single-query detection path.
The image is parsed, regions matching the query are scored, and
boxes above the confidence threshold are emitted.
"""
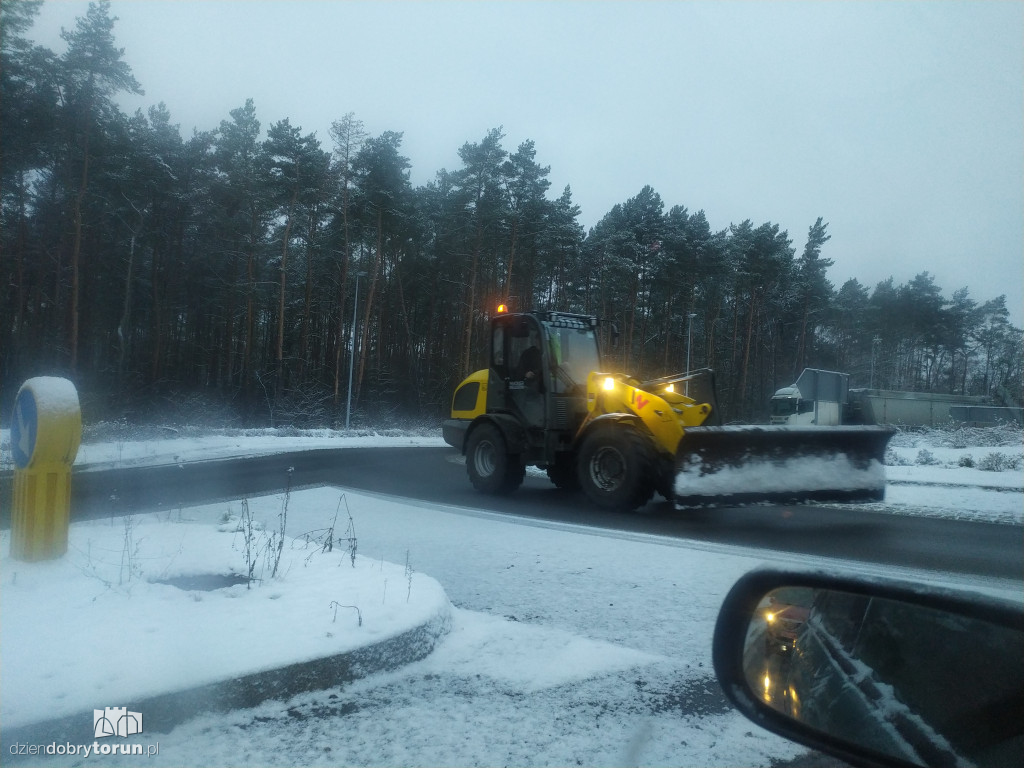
[488,312,602,441]
[488,315,550,430]
[490,316,544,386]
[542,317,602,396]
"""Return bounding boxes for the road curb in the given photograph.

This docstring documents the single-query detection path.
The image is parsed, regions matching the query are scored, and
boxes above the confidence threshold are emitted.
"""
[3,603,452,758]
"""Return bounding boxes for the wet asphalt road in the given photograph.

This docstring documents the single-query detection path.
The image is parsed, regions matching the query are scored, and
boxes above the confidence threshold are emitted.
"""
[2,446,1019,582]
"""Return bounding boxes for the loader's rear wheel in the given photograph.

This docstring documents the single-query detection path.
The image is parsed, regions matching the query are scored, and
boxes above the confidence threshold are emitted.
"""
[466,423,525,495]
[577,426,655,511]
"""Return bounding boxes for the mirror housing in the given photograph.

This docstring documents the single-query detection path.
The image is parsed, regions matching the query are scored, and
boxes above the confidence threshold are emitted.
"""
[713,570,1024,768]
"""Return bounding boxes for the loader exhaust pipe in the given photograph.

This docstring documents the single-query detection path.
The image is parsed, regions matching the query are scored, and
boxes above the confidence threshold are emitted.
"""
[674,425,896,507]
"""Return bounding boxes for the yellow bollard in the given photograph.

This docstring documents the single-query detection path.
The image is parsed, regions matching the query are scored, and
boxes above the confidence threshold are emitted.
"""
[10,377,82,561]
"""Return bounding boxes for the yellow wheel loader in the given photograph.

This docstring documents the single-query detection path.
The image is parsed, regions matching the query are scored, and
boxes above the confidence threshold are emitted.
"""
[442,310,895,511]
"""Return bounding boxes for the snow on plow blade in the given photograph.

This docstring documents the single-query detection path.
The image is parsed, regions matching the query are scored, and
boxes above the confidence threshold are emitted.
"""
[674,425,896,507]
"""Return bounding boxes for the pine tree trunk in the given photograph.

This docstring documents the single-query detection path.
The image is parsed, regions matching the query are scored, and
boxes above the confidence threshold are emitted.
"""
[276,188,298,393]
[244,239,255,392]
[300,217,315,380]
[461,222,482,376]
[356,209,384,405]
[150,247,163,383]
[118,231,137,380]
[70,120,92,372]
[739,294,758,418]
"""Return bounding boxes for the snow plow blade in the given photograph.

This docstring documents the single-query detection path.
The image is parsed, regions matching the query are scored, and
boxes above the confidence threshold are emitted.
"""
[675,425,896,507]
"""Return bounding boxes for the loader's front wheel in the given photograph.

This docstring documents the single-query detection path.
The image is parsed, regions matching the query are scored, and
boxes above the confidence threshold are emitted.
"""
[466,423,525,495]
[577,426,655,511]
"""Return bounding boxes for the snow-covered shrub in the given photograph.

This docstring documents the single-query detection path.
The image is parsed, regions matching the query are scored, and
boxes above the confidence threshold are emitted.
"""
[85,418,164,443]
[885,448,912,466]
[915,449,940,466]
[958,454,975,468]
[944,428,972,449]
[977,452,1024,472]
[887,428,919,449]
[921,423,1023,449]
[269,385,335,429]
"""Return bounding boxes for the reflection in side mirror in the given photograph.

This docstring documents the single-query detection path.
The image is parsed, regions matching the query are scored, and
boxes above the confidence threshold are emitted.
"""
[714,571,1024,768]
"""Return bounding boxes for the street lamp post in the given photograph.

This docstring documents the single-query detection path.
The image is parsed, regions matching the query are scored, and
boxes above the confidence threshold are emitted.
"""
[685,312,697,397]
[686,313,697,375]
[345,271,368,429]
[870,335,881,389]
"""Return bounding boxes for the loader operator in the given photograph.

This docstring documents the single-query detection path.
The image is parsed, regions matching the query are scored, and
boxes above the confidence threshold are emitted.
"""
[516,330,543,390]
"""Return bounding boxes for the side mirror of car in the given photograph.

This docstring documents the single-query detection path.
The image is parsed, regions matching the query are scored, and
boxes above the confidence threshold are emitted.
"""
[713,570,1024,768]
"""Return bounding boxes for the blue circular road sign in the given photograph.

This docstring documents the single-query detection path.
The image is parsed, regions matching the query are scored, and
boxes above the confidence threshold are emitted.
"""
[11,387,38,469]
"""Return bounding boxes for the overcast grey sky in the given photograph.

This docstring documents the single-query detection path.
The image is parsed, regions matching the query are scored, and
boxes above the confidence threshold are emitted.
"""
[27,0,1024,324]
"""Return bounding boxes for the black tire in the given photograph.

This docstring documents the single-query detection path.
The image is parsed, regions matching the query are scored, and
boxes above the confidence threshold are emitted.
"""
[655,455,676,500]
[577,425,656,511]
[546,454,580,490]
[465,423,525,495]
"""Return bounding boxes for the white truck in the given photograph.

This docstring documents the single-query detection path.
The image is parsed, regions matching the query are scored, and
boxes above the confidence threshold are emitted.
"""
[770,368,1020,427]
[769,369,848,426]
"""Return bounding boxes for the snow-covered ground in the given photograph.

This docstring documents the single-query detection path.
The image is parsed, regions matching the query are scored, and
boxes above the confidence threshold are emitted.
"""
[1,424,1021,767]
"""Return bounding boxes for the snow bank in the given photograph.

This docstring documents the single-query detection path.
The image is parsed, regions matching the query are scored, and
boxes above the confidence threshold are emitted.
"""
[0,505,451,730]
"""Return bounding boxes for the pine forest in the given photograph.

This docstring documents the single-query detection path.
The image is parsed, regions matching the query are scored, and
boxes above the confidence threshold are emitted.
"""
[3,1,1021,428]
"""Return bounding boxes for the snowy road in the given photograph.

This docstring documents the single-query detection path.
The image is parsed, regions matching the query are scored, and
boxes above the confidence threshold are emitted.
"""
[11,445,1019,582]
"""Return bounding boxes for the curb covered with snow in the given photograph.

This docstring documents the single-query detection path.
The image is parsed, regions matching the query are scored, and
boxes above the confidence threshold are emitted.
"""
[1,504,453,755]
[2,609,452,757]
